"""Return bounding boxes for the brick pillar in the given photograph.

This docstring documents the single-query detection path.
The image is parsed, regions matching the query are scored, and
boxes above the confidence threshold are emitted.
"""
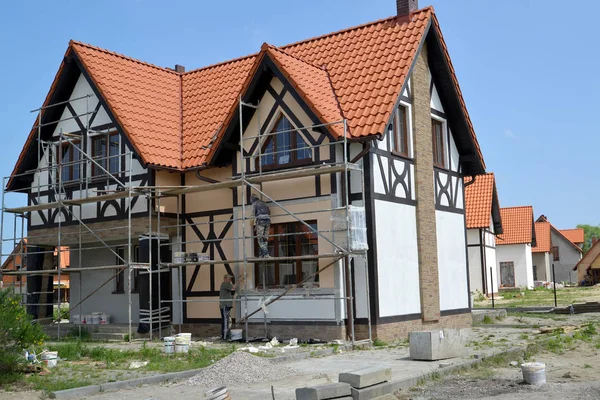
[410,45,440,322]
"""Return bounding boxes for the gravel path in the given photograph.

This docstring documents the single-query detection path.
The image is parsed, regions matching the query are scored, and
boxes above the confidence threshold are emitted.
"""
[186,351,297,387]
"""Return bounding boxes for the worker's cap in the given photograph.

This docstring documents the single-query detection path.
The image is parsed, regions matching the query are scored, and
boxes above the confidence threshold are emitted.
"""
[250,194,259,202]
[224,274,233,279]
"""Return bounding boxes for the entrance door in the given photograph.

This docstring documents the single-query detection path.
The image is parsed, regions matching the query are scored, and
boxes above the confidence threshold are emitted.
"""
[499,261,515,287]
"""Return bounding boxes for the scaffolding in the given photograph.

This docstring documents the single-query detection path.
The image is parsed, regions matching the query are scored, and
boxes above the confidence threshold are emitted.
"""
[0,94,372,345]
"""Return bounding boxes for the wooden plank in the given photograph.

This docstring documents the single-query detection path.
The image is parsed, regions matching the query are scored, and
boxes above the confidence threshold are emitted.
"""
[5,191,132,214]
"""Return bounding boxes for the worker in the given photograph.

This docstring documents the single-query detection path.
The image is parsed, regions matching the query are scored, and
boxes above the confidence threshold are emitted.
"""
[250,194,271,258]
[219,274,241,340]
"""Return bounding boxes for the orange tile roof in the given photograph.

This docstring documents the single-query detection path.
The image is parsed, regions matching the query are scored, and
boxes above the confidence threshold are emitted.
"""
[537,215,584,253]
[464,173,496,229]
[532,221,551,253]
[10,6,485,173]
[497,206,535,245]
[560,229,585,245]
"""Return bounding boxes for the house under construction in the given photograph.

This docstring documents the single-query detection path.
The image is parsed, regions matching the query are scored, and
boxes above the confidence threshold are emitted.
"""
[1,1,487,342]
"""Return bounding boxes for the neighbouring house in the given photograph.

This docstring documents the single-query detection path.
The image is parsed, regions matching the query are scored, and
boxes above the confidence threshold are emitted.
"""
[535,215,583,283]
[5,1,488,341]
[496,206,536,289]
[1,240,70,302]
[532,220,552,282]
[573,238,600,284]
[559,228,585,250]
[464,173,502,296]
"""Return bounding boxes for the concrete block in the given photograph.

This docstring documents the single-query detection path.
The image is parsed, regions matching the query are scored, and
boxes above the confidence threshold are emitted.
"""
[409,329,467,361]
[296,382,352,400]
[350,381,392,400]
[339,366,392,388]
[50,385,100,399]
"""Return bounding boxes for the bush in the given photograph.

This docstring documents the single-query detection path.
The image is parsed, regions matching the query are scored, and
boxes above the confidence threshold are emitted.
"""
[53,303,70,322]
[0,289,47,377]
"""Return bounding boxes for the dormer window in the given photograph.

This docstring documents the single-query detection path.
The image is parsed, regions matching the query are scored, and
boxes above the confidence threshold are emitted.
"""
[260,115,311,169]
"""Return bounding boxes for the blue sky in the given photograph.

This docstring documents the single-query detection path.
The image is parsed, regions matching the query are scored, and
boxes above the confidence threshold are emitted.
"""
[0,0,597,237]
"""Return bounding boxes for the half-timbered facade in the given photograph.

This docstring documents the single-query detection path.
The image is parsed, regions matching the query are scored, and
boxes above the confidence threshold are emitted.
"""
[7,1,491,340]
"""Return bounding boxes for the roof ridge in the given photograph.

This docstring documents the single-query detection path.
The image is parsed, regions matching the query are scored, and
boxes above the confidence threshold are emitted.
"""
[70,40,180,75]
[501,205,533,210]
[264,43,324,71]
[183,51,258,76]
[281,6,434,50]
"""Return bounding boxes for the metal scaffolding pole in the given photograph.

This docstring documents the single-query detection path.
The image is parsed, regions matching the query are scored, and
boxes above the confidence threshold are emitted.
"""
[127,152,133,342]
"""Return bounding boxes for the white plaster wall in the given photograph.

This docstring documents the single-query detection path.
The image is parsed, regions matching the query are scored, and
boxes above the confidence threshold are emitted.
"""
[69,244,140,323]
[551,230,583,283]
[436,211,469,310]
[467,228,481,245]
[374,200,420,317]
[468,244,483,294]
[532,252,550,281]
[449,128,460,173]
[496,244,533,289]
[484,235,499,294]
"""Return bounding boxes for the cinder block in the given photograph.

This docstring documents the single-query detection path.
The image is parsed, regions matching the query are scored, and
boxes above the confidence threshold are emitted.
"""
[339,366,392,389]
[350,381,392,400]
[409,329,468,361]
[296,382,352,400]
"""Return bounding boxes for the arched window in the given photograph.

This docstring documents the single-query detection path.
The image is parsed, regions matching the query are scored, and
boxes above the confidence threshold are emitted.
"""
[260,115,311,168]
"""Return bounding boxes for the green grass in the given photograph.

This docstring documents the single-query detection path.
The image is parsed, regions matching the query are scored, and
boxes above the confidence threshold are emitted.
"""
[5,341,233,393]
[509,312,568,321]
[474,286,597,308]
[373,338,388,347]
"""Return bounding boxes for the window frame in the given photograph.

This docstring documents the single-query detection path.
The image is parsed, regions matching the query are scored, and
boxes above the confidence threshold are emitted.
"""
[431,118,446,168]
[391,105,409,157]
[92,132,120,177]
[253,220,319,289]
[551,246,560,261]
[258,115,312,171]
[114,245,140,294]
[58,140,82,183]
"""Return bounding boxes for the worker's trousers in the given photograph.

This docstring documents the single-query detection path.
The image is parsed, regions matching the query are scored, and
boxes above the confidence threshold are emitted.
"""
[220,306,232,340]
[255,218,271,257]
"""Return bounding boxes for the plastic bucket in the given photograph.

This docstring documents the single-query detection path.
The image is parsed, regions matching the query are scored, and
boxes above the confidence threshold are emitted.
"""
[41,351,58,368]
[205,386,230,400]
[173,252,185,264]
[175,343,189,354]
[99,313,110,324]
[230,329,243,341]
[164,336,176,354]
[82,315,92,324]
[521,362,546,385]
[91,313,101,325]
[176,333,192,344]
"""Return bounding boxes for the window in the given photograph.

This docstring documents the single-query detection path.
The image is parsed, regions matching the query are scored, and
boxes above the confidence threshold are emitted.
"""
[391,105,409,156]
[431,119,445,168]
[254,221,319,288]
[533,265,538,281]
[499,261,515,288]
[552,246,560,261]
[114,245,140,294]
[92,133,120,176]
[260,115,311,169]
[59,141,81,182]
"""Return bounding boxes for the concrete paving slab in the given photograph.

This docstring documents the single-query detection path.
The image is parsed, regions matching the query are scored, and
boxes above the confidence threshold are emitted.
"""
[339,366,391,389]
[295,382,351,400]
[350,381,392,400]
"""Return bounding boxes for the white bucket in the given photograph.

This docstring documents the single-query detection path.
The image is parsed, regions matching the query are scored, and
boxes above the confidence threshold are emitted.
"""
[41,351,58,368]
[81,315,92,324]
[99,313,110,324]
[230,329,243,341]
[70,314,80,324]
[175,343,189,354]
[91,313,101,325]
[173,252,185,264]
[164,336,176,354]
[176,333,192,344]
[521,362,546,385]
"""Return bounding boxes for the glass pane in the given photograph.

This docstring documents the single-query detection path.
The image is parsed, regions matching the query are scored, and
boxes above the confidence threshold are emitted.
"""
[295,132,311,160]
[109,135,119,173]
[261,139,274,166]
[93,137,107,175]
[300,223,319,283]
[397,107,406,154]
[61,145,71,181]
[73,143,81,181]
[276,130,291,165]
[279,224,296,284]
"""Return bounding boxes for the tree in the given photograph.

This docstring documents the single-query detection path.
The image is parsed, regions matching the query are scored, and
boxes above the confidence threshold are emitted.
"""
[576,224,600,254]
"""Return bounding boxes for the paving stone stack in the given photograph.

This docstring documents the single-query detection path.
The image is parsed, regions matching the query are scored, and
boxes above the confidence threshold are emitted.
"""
[339,366,393,400]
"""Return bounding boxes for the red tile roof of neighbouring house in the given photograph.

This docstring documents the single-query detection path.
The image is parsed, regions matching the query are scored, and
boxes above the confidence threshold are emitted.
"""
[560,228,585,245]
[9,6,485,177]
[537,215,584,254]
[532,221,551,253]
[464,173,498,229]
[497,206,535,246]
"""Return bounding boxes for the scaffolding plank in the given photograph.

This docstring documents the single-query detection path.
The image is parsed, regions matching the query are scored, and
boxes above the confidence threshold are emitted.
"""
[1,265,126,275]
[161,253,346,268]
[160,164,360,196]
[5,191,133,214]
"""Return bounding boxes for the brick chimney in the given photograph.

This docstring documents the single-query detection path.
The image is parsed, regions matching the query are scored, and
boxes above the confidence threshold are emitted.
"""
[174,64,185,73]
[397,0,418,16]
